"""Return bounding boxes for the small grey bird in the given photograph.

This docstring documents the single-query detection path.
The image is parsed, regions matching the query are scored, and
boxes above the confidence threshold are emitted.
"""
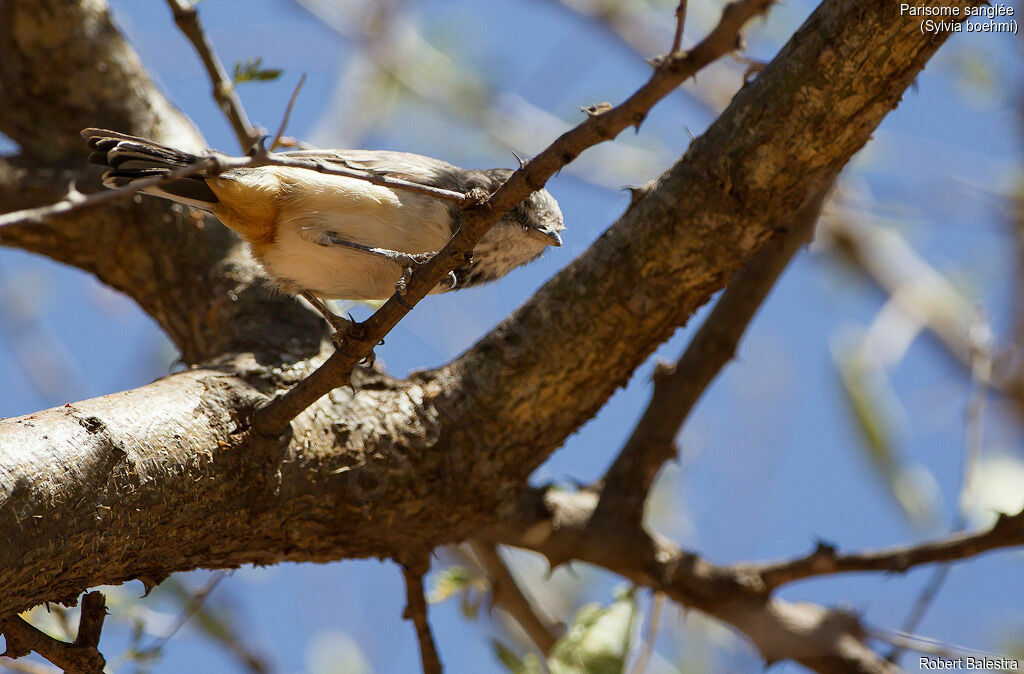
[83,129,564,332]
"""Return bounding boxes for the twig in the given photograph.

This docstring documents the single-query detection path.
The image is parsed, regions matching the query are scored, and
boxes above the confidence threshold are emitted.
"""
[0,660,59,674]
[270,74,307,151]
[73,592,107,651]
[141,571,225,658]
[541,0,727,114]
[0,591,107,673]
[752,506,1024,589]
[251,0,775,437]
[593,186,831,528]
[628,592,664,674]
[469,541,560,655]
[671,1,688,54]
[165,0,259,151]
[402,562,443,674]
[158,574,269,674]
[887,329,991,663]
[871,626,1013,662]
[0,159,216,229]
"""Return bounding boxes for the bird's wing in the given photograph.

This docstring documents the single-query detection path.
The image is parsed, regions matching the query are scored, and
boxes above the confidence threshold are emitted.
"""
[278,149,464,186]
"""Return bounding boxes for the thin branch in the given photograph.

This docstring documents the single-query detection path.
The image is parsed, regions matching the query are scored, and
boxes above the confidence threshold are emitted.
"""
[0,660,59,674]
[270,74,307,151]
[0,592,107,674]
[871,626,1014,662]
[752,506,1024,589]
[166,0,259,151]
[0,158,216,229]
[887,334,991,663]
[594,186,831,528]
[402,562,443,674]
[73,592,107,651]
[141,572,225,659]
[252,0,776,437]
[154,574,269,673]
[628,592,664,674]
[541,0,729,114]
[469,541,560,655]
[671,1,688,54]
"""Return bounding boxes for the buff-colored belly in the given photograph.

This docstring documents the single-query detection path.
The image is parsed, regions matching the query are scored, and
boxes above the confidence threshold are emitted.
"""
[256,235,410,300]
[220,168,455,300]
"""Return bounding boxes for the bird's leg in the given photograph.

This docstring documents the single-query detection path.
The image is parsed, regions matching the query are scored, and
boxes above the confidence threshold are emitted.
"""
[318,233,457,298]
[300,291,352,346]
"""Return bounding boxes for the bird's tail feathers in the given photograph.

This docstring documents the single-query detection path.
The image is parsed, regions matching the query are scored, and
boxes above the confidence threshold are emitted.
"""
[82,128,219,210]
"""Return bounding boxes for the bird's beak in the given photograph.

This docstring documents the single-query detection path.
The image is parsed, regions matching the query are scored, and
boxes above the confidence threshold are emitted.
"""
[528,226,563,247]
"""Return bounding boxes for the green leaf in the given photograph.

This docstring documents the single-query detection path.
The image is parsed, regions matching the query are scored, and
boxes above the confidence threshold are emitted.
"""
[832,339,937,528]
[548,589,637,674]
[428,565,489,606]
[492,639,543,674]
[460,589,482,619]
[232,57,282,85]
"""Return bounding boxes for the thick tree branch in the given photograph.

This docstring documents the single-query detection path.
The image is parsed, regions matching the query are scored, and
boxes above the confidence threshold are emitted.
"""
[595,185,831,529]
[0,0,200,161]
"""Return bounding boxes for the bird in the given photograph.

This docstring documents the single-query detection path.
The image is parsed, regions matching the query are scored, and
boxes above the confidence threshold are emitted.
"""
[82,128,564,339]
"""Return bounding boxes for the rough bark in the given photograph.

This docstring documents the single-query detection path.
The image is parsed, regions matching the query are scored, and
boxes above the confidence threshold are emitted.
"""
[0,0,981,670]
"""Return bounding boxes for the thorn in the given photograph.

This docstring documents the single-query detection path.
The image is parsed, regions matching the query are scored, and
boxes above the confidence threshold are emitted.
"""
[581,102,613,117]
[812,538,838,558]
[138,573,169,597]
[247,135,272,158]
[623,185,650,208]
[511,151,527,168]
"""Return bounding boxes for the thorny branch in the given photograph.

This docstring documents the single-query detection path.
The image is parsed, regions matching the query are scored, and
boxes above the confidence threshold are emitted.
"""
[251,0,776,437]
[751,507,1024,589]
[402,562,443,674]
